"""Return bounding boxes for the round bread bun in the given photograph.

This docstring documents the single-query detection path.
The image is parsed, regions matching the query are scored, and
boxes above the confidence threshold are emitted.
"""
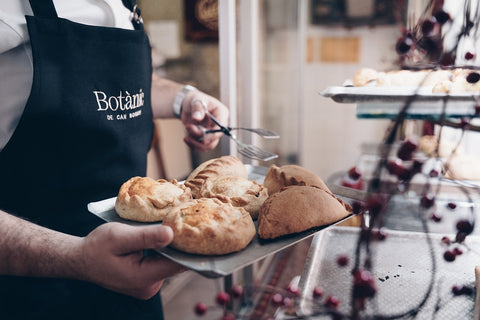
[115,177,192,222]
[185,155,248,199]
[162,198,256,255]
[258,185,352,239]
[263,164,331,196]
[200,176,268,219]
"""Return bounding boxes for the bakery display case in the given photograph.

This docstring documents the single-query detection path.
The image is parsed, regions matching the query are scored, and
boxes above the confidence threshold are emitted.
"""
[139,0,480,318]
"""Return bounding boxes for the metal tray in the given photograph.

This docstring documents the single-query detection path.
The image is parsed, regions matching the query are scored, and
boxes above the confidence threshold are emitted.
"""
[295,227,480,319]
[321,86,477,119]
[87,165,353,278]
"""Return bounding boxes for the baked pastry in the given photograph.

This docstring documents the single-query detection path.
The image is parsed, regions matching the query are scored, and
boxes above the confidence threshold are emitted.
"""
[417,135,461,158]
[432,68,480,93]
[263,164,331,196]
[353,68,378,86]
[257,185,352,239]
[200,175,268,219]
[162,198,256,255]
[115,177,192,222]
[353,68,453,89]
[185,155,248,199]
[444,154,480,181]
[376,69,452,87]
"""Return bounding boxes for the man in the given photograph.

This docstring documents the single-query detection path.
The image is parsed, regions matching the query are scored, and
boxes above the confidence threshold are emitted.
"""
[0,0,228,319]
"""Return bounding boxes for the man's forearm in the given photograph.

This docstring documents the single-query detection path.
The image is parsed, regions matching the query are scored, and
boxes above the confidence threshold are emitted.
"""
[151,74,184,119]
[0,210,83,279]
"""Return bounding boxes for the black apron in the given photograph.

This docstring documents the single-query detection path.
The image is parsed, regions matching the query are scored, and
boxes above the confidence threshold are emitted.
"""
[0,0,161,318]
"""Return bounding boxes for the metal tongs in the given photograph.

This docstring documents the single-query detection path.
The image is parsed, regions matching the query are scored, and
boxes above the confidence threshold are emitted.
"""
[195,99,279,161]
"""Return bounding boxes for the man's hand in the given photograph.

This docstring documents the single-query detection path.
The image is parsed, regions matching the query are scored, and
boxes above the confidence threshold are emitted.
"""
[181,91,229,152]
[77,222,184,300]
[0,210,184,301]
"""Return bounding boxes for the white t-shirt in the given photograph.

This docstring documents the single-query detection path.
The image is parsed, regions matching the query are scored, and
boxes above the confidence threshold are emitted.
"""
[0,0,134,151]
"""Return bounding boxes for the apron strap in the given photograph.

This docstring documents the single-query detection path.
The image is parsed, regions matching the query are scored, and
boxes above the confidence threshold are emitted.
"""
[121,0,144,30]
[28,0,58,18]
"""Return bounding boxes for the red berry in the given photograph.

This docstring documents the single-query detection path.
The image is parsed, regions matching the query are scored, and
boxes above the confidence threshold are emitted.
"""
[348,166,362,180]
[453,247,463,255]
[397,139,417,161]
[447,202,457,210]
[287,284,300,296]
[353,269,377,298]
[351,201,364,215]
[325,295,340,308]
[336,255,349,267]
[313,287,324,298]
[420,194,435,209]
[421,17,438,36]
[231,285,243,298]
[456,220,474,235]
[441,236,451,245]
[194,302,207,316]
[452,285,473,296]
[430,212,442,222]
[434,10,451,24]
[429,169,440,177]
[465,52,476,60]
[466,72,480,83]
[396,35,414,55]
[216,292,230,306]
[444,250,456,262]
[272,293,283,305]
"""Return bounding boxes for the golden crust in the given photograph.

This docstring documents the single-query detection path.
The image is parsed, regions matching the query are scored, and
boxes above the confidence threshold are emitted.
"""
[200,176,268,219]
[115,177,192,222]
[257,186,352,239]
[185,155,248,198]
[352,68,379,86]
[162,198,256,255]
[263,164,331,196]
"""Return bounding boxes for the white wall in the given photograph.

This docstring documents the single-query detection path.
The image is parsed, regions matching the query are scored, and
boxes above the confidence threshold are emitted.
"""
[301,26,398,179]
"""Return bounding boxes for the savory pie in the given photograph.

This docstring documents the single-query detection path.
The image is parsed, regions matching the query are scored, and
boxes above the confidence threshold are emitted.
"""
[115,177,192,222]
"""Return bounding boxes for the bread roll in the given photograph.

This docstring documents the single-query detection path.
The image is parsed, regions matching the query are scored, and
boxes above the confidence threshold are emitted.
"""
[185,155,248,198]
[115,177,192,222]
[200,175,268,219]
[258,186,352,239]
[263,164,331,196]
[162,198,256,255]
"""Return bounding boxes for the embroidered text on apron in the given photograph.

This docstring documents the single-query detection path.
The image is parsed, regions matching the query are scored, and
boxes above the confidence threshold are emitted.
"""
[0,0,161,318]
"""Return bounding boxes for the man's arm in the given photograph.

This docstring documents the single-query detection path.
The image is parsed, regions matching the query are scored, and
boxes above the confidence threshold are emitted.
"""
[0,210,182,299]
[150,74,229,152]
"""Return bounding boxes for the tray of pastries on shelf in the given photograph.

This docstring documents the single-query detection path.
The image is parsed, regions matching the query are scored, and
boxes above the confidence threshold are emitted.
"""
[321,67,480,119]
[88,156,360,278]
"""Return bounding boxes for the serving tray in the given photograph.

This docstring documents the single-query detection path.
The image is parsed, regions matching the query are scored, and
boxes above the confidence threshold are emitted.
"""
[321,86,478,119]
[87,165,354,278]
[295,227,480,319]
